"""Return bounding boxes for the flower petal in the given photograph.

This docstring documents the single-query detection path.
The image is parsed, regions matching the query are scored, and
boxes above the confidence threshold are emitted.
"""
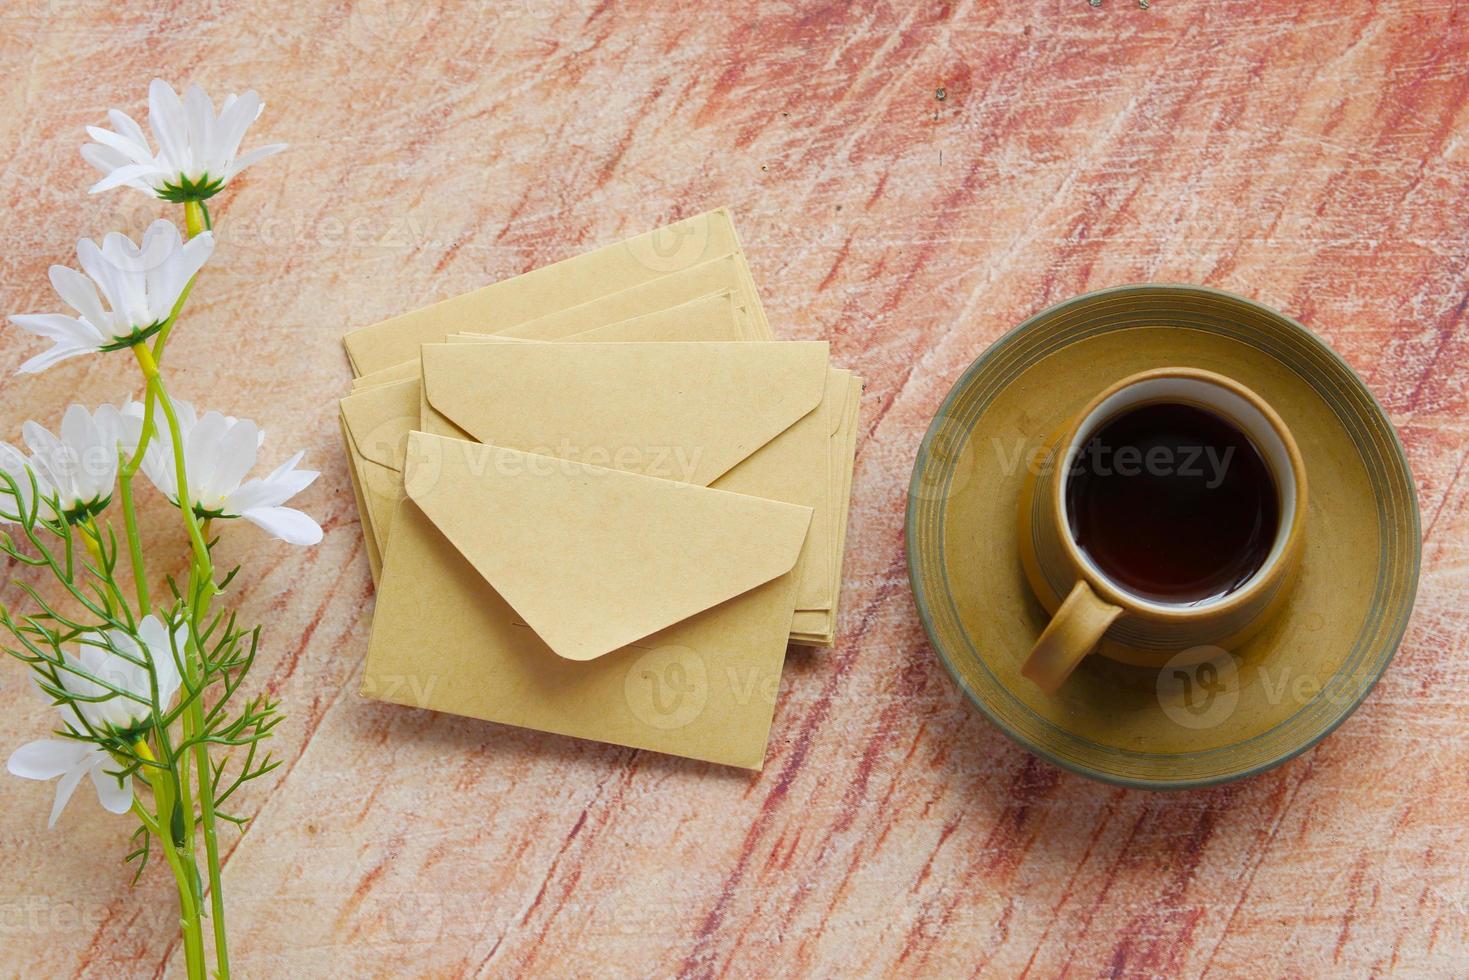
[137,614,184,706]
[213,89,264,168]
[76,236,144,331]
[242,505,323,545]
[48,265,110,331]
[183,410,230,503]
[151,231,214,322]
[107,108,151,150]
[226,462,317,512]
[7,313,103,347]
[83,124,156,167]
[18,343,95,375]
[226,142,288,181]
[183,83,216,168]
[80,141,133,178]
[48,761,88,828]
[89,762,133,815]
[88,162,166,196]
[148,78,191,174]
[8,738,91,780]
[203,417,261,503]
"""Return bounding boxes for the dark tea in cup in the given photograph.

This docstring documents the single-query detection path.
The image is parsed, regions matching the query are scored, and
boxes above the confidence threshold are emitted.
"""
[1064,402,1280,606]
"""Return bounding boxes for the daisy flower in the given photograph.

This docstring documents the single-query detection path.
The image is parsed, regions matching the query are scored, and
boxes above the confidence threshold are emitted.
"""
[0,403,138,524]
[57,617,185,735]
[6,220,213,374]
[82,79,287,202]
[7,616,184,827]
[136,401,322,546]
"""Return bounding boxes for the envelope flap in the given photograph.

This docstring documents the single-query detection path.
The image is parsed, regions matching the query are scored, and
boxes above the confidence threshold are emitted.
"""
[421,341,829,486]
[340,379,421,469]
[404,433,812,662]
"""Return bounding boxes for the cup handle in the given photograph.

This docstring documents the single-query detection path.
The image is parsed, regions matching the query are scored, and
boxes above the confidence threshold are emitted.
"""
[1022,580,1123,694]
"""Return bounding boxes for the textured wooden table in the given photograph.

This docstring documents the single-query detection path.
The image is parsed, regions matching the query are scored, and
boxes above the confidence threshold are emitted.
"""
[1,2,1466,977]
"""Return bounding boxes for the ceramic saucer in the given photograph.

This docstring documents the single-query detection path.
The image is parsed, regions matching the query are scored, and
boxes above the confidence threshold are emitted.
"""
[906,284,1420,789]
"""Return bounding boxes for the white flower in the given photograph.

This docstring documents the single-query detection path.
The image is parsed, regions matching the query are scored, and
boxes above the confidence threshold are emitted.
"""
[0,403,138,523]
[58,616,184,734]
[82,79,287,201]
[7,710,133,828]
[136,401,322,545]
[6,220,213,374]
[6,616,182,828]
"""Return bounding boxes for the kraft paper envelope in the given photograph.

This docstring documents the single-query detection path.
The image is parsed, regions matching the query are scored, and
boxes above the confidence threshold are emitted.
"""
[491,255,768,342]
[342,208,764,376]
[340,377,421,572]
[417,350,854,633]
[348,289,748,393]
[791,371,862,644]
[339,293,754,566]
[347,252,762,390]
[340,414,384,582]
[417,341,838,613]
[459,288,751,344]
[361,434,812,768]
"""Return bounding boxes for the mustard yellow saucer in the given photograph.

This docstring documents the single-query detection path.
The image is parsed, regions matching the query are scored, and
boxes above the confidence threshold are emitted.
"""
[906,285,1420,789]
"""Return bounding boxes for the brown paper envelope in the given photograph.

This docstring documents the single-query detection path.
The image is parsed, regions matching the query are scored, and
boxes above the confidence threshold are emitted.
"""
[339,412,383,584]
[792,372,862,645]
[812,368,855,604]
[361,435,810,769]
[466,289,747,343]
[339,378,422,558]
[419,296,752,440]
[342,208,760,375]
[493,254,769,342]
[342,297,758,570]
[349,287,748,393]
[350,358,420,392]
[418,341,836,610]
[400,433,810,660]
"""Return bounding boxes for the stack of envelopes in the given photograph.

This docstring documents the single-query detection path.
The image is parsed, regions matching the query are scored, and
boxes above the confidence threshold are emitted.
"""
[338,209,862,769]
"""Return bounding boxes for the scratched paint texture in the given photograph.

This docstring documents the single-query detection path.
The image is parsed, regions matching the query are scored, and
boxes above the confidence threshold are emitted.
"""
[0,1,1465,977]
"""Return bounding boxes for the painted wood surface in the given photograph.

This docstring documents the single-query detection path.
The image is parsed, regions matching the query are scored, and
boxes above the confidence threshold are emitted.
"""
[0,2,1465,976]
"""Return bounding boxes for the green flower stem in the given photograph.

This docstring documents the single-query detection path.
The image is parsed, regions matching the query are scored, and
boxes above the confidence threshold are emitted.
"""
[80,517,132,620]
[149,276,197,366]
[150,202,206,366]
[184,200,207,237]
[190,570,230,979]
[117,464,150,615]
[78,530,115,617]
[132,337,232,977]
[131,341,233,976]
[131,345,211,577]
[133,742,205,980]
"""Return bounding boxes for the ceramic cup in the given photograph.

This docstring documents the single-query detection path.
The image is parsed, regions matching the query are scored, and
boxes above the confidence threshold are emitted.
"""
[1017,367,1308,694]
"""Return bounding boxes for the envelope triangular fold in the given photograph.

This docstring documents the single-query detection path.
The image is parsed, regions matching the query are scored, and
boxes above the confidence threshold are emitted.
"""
[403,433,812,662]
[340,378,421,469]
[420,341,829,486]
